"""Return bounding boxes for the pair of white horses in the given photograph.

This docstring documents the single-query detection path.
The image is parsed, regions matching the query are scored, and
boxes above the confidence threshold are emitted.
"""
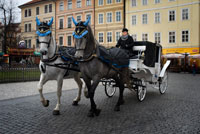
[37,18,87,115]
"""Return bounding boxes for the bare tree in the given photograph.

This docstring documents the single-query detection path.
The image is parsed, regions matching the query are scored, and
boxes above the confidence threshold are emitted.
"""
[0,0,17,54]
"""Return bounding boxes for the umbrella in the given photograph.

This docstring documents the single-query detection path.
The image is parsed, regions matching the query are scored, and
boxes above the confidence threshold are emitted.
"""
[188,54,200,59]
[162,53,185,59]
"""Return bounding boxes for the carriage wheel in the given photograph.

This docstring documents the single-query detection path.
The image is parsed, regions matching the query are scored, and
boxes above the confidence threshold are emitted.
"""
[137,79,147,102]
[159,71,168,94]
[105,79,117,98]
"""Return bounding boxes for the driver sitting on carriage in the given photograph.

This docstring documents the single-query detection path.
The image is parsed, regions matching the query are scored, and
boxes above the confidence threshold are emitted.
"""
[116,28,135,57]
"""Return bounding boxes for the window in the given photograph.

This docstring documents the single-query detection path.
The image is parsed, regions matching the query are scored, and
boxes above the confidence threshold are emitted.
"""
[155,0,160,4]
[36,39,39,48]
[116,32,120,42]
[116,11,121,22]
[142,33,148,41]
[107,32,112,42]
[182,8,189,20]
[169,10,175,21]
[59,1,64,11]
[99,13,104,24]
[25,24,28,32]
[132,34,137,41]
[59,19,64,29]
[132,15,136,25]
[116,0,121,3]
[107,12,112,23]
[28,9,31,16]
[77,0,81,8]
[142,0,147,5]
[25,40,28,47]
[182,30,189,43]
[28,24,31,32]
[132,0,136,7]
[155,12,160,23]
[98,0,103,6]
[68,0,72,9]
[28,39,31,48]
[59,36,63,46]
[67,17,72,28]
[155,32,161,44]
[86,0,91,6]
[86,14,91,24]
[68,36,72,46]
[169,31,176,43]
[107,0,112,4]
[77,15,81,22]
[45,5,48,13]
[99,32,104,43]
[49,4,52,12]
[142,14,148,24]
[36,7,39,15]
[25,10,27,17]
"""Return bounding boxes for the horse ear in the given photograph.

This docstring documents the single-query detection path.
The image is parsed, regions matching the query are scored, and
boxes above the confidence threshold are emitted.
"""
[72,16,78,26]
[36,17,41,26]
[48,17,54,26]
[83,16,91,26]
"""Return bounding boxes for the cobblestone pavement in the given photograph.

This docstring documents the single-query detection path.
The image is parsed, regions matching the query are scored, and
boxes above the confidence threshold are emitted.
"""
[0,73,200,134]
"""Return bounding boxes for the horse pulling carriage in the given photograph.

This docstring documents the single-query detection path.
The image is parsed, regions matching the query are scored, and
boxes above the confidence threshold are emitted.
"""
[103,41,171,102]
[36,16,171,117]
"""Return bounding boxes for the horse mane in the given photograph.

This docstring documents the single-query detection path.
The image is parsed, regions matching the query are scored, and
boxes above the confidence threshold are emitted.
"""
[83,24,97,57]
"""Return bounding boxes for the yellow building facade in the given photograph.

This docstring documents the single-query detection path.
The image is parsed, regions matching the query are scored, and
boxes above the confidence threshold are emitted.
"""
[126,0,200,54]
[19,0,56,51]
[95,0,124,48]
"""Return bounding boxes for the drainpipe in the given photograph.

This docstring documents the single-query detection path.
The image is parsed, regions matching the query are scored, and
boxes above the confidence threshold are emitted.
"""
[94,0,95,36]
[123,0,126,28]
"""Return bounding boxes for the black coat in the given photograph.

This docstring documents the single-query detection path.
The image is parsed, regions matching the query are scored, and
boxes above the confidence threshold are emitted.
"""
[116,35,134,54]
[116,35,134,49]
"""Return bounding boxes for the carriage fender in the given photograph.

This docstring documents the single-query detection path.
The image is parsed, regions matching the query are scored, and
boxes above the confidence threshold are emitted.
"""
[159,60,171,78]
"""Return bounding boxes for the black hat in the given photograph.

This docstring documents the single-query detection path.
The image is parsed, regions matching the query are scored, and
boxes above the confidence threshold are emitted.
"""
[122,28,128,32]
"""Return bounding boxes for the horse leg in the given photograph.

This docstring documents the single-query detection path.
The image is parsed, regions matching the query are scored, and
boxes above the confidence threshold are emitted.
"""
[72,72,83,106]
[38,74,49,107]
[87,77,101,117]
[114,78,125,112]
[53,76,63,115]
[83,82,89,98]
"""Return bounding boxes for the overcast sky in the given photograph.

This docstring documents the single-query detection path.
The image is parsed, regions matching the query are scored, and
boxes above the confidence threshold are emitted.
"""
[16,0,32,22]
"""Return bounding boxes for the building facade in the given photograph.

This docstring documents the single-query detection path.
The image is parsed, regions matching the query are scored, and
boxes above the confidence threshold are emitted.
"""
[126,0,200,54]
[56,0,94,46]
[95,0,124,48]
[19,0,56,51]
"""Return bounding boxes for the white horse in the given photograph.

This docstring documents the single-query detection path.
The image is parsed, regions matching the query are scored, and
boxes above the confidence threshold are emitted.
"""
[36,17,87,115]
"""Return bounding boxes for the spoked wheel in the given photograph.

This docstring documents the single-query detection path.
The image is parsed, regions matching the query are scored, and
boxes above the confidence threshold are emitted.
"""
[137,79,147,102]
[159,71,168,94]
[105,79,117,98]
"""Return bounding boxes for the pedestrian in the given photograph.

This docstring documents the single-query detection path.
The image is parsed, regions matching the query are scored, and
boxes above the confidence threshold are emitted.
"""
[116,28,134,57]
[192,60,197,76]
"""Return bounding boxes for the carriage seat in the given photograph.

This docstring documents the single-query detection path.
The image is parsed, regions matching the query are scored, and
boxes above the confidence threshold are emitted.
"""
[129,46,146,59]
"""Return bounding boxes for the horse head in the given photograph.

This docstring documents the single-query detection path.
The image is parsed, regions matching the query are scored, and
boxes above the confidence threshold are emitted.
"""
[72,16,92,59]
[36,17,54,60]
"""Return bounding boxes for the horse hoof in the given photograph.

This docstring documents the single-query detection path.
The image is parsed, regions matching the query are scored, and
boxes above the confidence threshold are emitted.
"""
[43,100,50,107]
[53,110,60,115]
[94,109,101,116]
[87,111,94,117]
[72,101,79,106]
[114,106,120,111]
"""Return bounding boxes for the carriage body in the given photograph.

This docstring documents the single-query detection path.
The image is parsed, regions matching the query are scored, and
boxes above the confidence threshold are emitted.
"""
[104,41,171,101]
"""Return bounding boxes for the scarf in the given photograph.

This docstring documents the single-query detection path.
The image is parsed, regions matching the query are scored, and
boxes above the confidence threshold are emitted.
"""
[121,35,128,40]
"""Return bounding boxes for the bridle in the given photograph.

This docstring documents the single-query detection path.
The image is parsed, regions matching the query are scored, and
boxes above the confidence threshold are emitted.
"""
[37,33,52,48]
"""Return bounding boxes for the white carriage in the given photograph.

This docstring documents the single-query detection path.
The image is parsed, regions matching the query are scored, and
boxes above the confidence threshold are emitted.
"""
[104,41,171,102]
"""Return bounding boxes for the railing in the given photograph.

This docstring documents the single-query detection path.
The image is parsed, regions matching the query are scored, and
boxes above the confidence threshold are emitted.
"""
[0,67,40,83]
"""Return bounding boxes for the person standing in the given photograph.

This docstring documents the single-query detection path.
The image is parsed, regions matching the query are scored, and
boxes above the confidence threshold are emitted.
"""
[116,28,134,56]
[192,60,197,76]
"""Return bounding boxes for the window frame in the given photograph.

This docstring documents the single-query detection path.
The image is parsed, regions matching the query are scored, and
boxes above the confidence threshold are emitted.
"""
[168,31,176,44]
[107,32,113,43]
[106,12,113,23]
[168,10,176,22]
[98,13,104,24]
[98,32,104,43]
[142,14,148,24]
[115,11,121,22]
